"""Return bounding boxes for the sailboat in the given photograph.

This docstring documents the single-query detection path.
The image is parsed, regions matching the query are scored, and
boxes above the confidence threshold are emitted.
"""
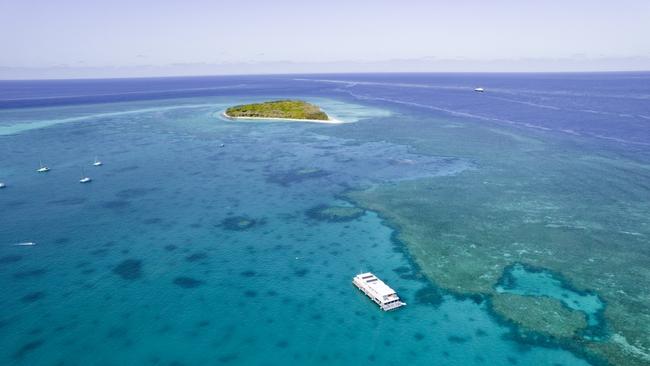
[79,168,92,183]
[37,160,50,173]
[93,156,103,166]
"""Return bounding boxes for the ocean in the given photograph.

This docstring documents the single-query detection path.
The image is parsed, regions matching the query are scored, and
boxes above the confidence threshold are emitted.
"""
[1,73,649,365]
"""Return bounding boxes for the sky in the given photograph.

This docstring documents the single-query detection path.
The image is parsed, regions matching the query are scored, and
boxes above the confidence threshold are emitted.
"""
[1,0,649,79]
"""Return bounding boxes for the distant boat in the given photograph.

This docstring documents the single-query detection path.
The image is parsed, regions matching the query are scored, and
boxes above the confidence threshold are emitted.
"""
[37,161,50,173]
[93,156,103,166]
[79,168,92,183]
[13,242,36,246]
[0,182,6,189]
[474,87,485,92]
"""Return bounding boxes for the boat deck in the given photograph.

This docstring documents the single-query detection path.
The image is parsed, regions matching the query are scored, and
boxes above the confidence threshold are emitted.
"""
[353,272,406,311]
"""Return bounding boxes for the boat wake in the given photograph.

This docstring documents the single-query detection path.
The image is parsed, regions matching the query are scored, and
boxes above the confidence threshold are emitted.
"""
[12,242,36,246]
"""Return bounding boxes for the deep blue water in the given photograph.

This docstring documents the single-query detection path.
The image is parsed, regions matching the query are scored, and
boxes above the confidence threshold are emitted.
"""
[0,73,649,365]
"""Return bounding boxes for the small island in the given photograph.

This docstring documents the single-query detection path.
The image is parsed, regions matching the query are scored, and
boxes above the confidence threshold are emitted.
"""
[224,100,338,123]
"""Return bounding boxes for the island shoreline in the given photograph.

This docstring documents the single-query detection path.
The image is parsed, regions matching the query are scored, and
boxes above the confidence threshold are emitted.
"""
[221,111,343,124]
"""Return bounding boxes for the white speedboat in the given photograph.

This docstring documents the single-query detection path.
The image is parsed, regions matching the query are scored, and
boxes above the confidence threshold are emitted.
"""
[93,156,103,166]
[0,182,6,189]
[474,87,485,92]
[37,161,50,173]
[14,242,36,246]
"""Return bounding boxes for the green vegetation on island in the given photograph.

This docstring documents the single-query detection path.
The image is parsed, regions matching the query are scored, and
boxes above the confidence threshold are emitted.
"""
[225,100,329,121]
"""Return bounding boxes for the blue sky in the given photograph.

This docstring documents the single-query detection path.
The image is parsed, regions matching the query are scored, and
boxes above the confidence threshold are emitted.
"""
[1,0,649,78]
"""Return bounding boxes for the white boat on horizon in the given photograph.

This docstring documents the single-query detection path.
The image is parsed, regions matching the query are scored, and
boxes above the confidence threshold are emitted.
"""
[353,272,406,311]
[0,182,5,189]
[474,87,485,92]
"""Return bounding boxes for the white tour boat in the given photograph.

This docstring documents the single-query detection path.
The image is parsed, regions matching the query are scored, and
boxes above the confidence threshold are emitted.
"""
[353,272,406,311]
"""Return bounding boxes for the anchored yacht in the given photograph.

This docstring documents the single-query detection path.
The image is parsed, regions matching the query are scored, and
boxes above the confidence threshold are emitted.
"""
[353,272,406,311]
[37,161,50,173]
[79,168,92,183]
[93,157,103,166]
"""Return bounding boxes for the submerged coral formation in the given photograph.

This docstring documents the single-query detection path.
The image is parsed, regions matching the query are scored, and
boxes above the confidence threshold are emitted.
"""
[491,293,588,339]
[306,204,365,222]
[340,115,650,366]
[221,216,257,231]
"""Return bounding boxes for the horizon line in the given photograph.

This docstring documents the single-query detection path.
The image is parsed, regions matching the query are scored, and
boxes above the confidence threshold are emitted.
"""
[2,69,650,82]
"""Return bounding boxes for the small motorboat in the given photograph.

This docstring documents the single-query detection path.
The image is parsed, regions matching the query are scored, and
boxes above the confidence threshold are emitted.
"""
[93,156,103,166]
[0,182,6,189]
[474,87,485,92]
[13,242,36,246]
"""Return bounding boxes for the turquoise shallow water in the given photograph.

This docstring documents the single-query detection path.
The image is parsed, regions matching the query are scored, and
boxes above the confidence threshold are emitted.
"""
[0,94,593,365]
[496,264,604,328]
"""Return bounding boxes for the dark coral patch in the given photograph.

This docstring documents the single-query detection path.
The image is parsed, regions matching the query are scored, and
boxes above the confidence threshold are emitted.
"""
[115,188,157,199]
[267,167,330,186]
[305,204,365,223]
[164,245,178,251]
[21,291,45,303]
[13,339,44,359]
[415,285,443,307]
[243,290,258,298]
[448,335,470,343]
[217,353,238,364]
[101,200,130,210]
[112,259,143,280]
[48,197,86,206]
[294,268,309,277]
[0,255,22,264]
[240,270,256,277]
[186,252,209,262]
[173,277,204,288]
[13,269,47,279]
[221,216,257,231]
[90,248,109,257]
